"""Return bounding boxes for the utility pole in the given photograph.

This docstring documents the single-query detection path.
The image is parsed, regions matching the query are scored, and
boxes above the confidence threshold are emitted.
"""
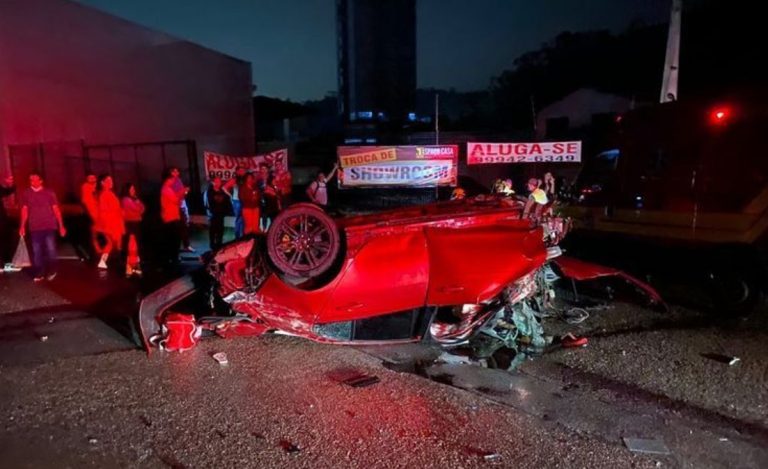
[660,0,682,103]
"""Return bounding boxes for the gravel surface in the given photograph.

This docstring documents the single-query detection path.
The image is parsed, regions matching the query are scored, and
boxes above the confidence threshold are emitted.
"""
[0,271,70,315]
[0,335,660,469]
[530,301,768,427]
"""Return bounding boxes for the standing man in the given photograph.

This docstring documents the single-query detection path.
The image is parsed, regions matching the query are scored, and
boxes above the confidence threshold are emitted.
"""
[169,167,195,253]
[239,173,261,235]
[256,163,270,231]
[306,163,338,208]
[203,176,230,251]
[223,165,247,238]
[0,175,16,270]
[18,172,66,281]
[160,172,183,266]
[78,173,98,262]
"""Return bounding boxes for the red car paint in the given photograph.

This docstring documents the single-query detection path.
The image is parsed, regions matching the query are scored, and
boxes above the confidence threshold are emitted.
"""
[206,197,659,345]
[553,255,665,305]
[141,197,664,351]
[208,199,547,342]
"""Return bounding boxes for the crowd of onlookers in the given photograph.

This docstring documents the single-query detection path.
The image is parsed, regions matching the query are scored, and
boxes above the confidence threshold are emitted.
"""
[0,161,341,282]
[0,163,565,283]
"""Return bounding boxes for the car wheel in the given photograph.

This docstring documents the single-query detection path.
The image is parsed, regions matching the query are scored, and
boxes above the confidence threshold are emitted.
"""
[707,264,761,317]
[266,203,341,279]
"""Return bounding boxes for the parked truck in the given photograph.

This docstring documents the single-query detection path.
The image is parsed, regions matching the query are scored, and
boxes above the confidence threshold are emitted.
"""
[563,89,768,315]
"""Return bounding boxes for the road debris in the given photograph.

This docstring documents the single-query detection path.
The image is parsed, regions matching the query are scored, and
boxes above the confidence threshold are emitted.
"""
[148,313,201,353]
[562,307,590,324]
[560,333,588,348]
[279,439,300,453]
[212,352,228,365]
[341,373,380,388]
[464,446,501,461]
[701,353,740,366]
[623,437,671,455]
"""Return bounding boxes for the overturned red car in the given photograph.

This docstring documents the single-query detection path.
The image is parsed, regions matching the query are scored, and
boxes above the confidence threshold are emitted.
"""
[139,198,663,365]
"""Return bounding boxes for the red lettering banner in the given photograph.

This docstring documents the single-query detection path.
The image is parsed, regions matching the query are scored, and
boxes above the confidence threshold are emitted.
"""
[204,149,288,179]
[203,149,291,192]
[466,141,581,164]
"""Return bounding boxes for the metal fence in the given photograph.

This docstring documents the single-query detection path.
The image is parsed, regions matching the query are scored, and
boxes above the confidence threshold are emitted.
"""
[8,139,200,211]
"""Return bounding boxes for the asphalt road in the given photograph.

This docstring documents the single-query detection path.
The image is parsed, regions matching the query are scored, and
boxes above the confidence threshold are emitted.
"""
[1,255,768,467]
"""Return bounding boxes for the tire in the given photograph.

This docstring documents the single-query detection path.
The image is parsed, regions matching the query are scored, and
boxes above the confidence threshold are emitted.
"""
[706,263,761,317]
[266,203,341,279]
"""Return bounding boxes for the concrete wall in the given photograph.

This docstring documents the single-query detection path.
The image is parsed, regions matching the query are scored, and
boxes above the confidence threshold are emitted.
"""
[0,0,254,177]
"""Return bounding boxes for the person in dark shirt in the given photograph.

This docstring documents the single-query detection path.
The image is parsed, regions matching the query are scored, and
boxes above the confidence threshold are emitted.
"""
[0,175,16,269]
[204,176,231,250]
[18,172,66,281]
[223,165,248,239]
[261,171,282,231]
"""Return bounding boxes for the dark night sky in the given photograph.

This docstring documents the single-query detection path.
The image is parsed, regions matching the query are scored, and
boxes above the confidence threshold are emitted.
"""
[75,0,670,102]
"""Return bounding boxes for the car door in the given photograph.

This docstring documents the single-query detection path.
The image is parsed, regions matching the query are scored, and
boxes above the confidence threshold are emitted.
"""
[317,229,429,324]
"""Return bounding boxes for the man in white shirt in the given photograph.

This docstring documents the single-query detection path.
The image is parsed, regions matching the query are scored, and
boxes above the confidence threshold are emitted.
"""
[306,163,338,207]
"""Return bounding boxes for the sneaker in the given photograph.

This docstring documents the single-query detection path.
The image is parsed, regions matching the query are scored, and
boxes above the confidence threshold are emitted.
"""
[33,276,45,283]
[4,263,22,273]
[133,268,143,277]
[182,246,196,253]
[98,259,108,269]
[46,272,57,281]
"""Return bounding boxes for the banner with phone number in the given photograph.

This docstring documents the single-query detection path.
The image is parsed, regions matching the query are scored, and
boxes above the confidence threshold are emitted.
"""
[467,141,581,164]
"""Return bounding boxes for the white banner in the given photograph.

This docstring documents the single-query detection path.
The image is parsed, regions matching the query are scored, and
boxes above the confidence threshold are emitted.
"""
[467,141,581,164]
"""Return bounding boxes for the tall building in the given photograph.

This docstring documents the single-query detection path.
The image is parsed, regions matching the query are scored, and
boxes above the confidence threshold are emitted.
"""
[336,0,416,129]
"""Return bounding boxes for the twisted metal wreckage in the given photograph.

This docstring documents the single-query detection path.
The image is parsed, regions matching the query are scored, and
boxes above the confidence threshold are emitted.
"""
[138,197,664,369]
